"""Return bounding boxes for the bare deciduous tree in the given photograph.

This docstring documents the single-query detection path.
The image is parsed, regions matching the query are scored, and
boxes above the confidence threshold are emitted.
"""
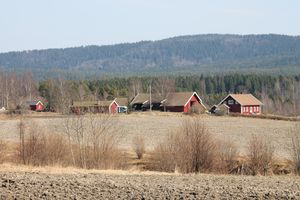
[153,77,175,111]
[153,118,217,173]
[247,134,275,175]
[62,114,123,169]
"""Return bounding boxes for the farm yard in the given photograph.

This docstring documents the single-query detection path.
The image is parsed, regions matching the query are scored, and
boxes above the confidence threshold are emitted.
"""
[0,112,296,159]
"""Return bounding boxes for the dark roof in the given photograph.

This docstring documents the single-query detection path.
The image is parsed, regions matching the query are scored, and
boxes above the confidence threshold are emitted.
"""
[130,93,164,105]
[220,94,263,106]
[163,92,204,107]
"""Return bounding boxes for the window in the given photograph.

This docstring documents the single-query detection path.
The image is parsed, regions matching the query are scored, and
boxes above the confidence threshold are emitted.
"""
[250,106,253,113]
[228,100,234,105]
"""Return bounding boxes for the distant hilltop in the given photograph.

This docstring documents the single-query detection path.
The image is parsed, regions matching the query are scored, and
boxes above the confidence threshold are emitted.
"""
[1,34,300,76]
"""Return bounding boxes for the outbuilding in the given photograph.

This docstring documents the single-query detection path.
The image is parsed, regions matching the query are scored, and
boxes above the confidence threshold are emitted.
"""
[71,99,119,114]
[130,93,164,111]
[161,92,206,113]
[218,94,263,115]
[29,100,44,111]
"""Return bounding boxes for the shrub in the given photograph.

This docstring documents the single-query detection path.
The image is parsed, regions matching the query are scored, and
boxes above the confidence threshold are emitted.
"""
[153,118,217,173]
[289,123,300,175]
[62,114,125,169]
[132,136,146,159]
[17,122,69,166]
[247,134,274,175]
[216,140,239,173]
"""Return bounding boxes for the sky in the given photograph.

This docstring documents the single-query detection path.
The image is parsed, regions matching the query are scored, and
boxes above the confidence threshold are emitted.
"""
[0,0,299,53]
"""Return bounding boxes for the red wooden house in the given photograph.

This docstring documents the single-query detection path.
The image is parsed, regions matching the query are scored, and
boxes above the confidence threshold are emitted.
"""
[218,94,263,115]
[29,100,44,111]
[161,92,206,113]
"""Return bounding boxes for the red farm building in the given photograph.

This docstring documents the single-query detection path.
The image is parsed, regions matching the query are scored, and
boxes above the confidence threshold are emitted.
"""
[217,94,263,115]
[130,92,206,113]
[71,100,119,114]
[162,92,206,113]
[29,100,44,111]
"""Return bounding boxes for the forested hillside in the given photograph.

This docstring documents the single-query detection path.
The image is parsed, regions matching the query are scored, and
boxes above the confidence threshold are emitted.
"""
[1,34,300,76]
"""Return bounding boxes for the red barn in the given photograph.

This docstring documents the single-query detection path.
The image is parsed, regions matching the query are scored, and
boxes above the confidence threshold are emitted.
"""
[29,101,44,111]
[162,92,206,113]
[218,94,263,115]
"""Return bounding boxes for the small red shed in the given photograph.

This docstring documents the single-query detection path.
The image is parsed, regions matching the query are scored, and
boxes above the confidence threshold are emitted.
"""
[218,94,263,115]
[162,92,206,113]
[109,100,119,114]
[29,101,44,111]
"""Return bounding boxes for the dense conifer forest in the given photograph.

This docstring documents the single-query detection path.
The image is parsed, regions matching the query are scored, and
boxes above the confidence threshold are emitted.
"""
[1,34,300,77]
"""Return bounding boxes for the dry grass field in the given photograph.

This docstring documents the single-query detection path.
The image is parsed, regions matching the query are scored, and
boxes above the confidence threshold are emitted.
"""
[0,112,297,159]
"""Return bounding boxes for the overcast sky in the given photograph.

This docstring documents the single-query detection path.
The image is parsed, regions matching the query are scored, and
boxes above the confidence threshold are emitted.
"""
[0,0,299,52]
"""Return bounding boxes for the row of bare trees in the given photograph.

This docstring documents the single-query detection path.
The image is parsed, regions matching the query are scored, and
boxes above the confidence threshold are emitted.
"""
[0,71,37,110]
[16,114,124,169]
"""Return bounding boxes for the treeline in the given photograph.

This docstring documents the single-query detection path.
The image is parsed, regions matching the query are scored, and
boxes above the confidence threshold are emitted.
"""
[39,74,300,115]
[1,71,300,116]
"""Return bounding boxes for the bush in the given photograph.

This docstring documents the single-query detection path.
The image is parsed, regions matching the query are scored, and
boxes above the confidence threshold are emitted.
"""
[289,123,300,175]
[247,134,274,175]
[18,122,69,166]
[132,136,145,159]
[0,140,7,163]
[62,114,125,169]
[216,140,239,173]
[153,118,217,173]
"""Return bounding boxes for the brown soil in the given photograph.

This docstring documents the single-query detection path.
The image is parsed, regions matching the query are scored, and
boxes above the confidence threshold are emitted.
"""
[0,169,299,199]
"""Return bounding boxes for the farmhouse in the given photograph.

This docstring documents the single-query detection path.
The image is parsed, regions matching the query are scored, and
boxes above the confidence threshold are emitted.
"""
[161,92,206,113]
[217,94,263,115]
[130,92,206,113]
[71,100,119,114]
[29,100,44,111]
